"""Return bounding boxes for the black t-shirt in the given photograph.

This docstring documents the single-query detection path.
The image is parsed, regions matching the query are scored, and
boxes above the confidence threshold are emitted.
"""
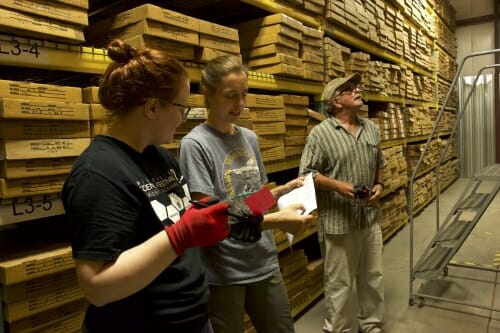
[62,135,209,333]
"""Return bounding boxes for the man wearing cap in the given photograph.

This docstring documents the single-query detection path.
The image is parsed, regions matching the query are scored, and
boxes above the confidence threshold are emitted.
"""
[299,73,386,333]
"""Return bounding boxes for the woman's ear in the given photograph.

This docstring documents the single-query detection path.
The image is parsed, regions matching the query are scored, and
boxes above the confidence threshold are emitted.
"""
[144,98,159,119]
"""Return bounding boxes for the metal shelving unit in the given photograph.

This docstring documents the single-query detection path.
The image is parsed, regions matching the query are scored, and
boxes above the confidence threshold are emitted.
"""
[323,21,435,78]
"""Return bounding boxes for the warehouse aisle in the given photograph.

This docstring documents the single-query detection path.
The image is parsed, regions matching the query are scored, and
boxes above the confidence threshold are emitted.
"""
[294,177,500,333]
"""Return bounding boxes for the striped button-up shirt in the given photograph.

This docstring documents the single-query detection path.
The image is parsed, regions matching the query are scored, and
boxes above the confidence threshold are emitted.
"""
[299,116,387,237]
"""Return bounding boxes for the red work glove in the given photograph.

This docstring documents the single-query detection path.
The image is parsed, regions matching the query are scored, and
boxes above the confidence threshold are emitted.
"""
[165,198,230,256]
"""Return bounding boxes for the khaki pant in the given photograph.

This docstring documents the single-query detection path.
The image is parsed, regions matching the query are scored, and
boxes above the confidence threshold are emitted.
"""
[209,272,295,333]
[321,223,385,333]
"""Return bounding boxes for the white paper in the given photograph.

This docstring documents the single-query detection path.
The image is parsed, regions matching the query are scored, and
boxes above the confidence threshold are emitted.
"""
[277,173,317,249]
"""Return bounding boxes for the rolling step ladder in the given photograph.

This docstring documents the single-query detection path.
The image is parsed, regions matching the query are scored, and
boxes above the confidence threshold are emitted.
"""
[413,164,500,280]
[409,49,500,313]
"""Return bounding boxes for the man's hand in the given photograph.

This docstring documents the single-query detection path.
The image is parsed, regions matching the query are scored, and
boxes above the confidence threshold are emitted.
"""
[271,177,305,199]
[367,184,383,206]
[333,180,356,199]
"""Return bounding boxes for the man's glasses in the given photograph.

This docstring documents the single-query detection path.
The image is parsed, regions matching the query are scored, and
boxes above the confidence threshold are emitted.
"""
[334,85,362,98]
[171,102,191,120]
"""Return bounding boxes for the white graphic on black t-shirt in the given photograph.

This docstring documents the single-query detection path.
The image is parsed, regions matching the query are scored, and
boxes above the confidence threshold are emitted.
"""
[137,169,190,223]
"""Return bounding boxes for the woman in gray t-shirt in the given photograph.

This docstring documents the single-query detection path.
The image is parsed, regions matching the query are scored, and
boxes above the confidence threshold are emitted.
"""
[179,55,312,333]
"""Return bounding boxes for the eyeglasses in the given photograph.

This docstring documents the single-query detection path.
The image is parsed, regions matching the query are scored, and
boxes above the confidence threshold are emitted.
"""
[145,97,192,120]
[171,102,191,120]
[334,85,362,98]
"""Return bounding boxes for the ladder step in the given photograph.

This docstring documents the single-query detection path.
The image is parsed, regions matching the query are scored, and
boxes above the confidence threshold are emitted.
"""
[436,220,469,245]
[476,164,500,180]
[415,246,452,274]
[456,193,489,210]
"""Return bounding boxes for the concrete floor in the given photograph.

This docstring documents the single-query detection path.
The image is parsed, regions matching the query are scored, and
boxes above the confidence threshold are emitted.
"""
[294,177,500,333]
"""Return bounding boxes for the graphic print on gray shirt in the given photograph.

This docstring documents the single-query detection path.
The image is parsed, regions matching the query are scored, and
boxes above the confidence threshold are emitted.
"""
[179,123,279,285]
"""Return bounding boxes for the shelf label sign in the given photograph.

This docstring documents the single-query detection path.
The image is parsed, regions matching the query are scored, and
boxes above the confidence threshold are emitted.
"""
[0,37,48,63]
[0,194,64,225]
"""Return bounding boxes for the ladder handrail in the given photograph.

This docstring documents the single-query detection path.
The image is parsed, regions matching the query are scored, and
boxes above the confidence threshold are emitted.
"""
[435,63,500,229]
[409,48,500,301]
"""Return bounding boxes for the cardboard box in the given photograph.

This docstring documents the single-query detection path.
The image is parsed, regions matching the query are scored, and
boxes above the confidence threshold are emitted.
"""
[234,13,303,32]
[303,70,324,81]
[249,108,286,122]
[245,44,299,59]
[89,104,110,120]
[3,284,83,322]
[301,52,323,64]
[124,34,195,60]
[254,63,304,78]
[308,109,326,122]
[188,94,206,107]
[0,98,89,120]
[257,134,284,149]
[304,0,324,14]
[281,94,309,105]
[234,119,253,130]
[248,53,303,68]
[6,299,87,333]
[0,157,76,179]
[285,145,304,157]
[0,138,91,160]
[239,33,299,50]
[99,20,199,46]
[81,87,99,104]
[307,0,326,6]
[0,81,82,103]
[25,311,85,333]
[239,24,302,41]
[260,145,286,162]
[246,94,285,109]
[0,0,88,26]
[285,126,306,136]
[286,114,308,126]
[285,105,308,116]
[0,7,84,44]
[195,47,241,63]
[0,120,90,139]
[185,107,207,120]
[284,136,306,146]
[0,175,67,199]
[252,121,286,135]
[199,33,240,53]
[90,120,107,137]
[302,35,323,48]
[0,246,74,285]
[86,4,199,40]
[303,62,324,72]
[198,19,239,41]
[301,44,323,57]
[54,0,88,9]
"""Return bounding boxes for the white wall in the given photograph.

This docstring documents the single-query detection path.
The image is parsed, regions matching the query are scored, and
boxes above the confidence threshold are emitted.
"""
[451,0,493,21]
[456,22,495,76]
[455,22,496,176]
